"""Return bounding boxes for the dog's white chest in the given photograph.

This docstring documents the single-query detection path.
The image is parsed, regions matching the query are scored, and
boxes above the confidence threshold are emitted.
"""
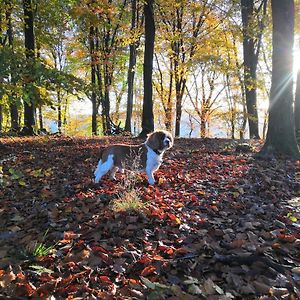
[146,146,162,170]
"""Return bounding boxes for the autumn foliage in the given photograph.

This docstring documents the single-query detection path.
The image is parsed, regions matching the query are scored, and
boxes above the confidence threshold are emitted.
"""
[0,136,299,298]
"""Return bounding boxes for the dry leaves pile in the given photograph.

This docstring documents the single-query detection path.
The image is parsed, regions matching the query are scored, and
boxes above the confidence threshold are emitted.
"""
[0,136,299,299]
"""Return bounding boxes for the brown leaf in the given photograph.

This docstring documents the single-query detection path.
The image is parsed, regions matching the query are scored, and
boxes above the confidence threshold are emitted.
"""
[0,269,16,288]
[141,265,156,276]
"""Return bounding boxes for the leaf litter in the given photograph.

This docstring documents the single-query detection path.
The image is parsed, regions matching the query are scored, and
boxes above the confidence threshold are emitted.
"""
[0,136,299,299]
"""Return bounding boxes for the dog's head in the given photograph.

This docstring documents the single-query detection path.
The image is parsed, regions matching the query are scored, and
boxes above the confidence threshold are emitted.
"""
[146,130,173,153]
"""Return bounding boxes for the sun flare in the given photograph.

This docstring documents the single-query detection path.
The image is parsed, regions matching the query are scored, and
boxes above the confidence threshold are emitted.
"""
[294,49,300,75]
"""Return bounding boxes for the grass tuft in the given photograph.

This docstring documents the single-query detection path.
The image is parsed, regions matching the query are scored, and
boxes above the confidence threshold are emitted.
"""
[32,242,55,257]
[111,151,147,213]
[111,189,146,212]
[31,229,56,257]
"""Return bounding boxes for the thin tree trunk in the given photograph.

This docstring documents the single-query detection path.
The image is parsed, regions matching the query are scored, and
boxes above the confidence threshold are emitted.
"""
[241,0,260,139]
[200,113,206,138]
[22,0,36,135]
[63,98,68,128]
[5,1,20,132]
[174,61,186,137]
[166,59,174,131]
[57,90,62,133]
[260,0,299,158]
[38,106,43,130]
[89,25,97,135]
[95,28,104,135]
[295,41,300,140]
[174,77,186,137]
[0,105,2,134]
[139,0,155,138]
[10,105,19,132]
[125,0,138,133]
[102,26,112,135]
[103,70,111,135]
[0,15,2,134]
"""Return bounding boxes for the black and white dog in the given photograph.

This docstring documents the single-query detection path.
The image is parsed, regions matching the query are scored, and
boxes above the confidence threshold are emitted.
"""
[94,130,173,185]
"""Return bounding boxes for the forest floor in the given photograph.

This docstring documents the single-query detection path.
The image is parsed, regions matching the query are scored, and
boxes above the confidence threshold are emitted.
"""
[0,135,300,299]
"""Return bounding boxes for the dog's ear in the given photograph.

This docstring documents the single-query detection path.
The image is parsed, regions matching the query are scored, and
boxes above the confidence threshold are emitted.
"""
[147,132,160,150]
[166,132,174,147]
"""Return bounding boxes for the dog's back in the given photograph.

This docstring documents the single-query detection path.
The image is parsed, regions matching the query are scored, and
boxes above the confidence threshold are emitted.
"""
[99,144,147,169]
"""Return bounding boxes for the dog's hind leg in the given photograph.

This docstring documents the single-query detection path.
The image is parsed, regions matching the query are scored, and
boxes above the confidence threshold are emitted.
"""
[110,166,118,180]
[94,154,114,183]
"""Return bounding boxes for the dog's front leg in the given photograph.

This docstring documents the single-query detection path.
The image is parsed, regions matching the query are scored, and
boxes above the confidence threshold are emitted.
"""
[146,168,155,185]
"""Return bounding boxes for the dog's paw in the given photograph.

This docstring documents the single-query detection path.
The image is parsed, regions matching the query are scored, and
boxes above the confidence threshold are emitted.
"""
[148,179,155,185]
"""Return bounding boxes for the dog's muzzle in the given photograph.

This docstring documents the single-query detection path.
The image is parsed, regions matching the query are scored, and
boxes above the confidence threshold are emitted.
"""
[164,139,171,148]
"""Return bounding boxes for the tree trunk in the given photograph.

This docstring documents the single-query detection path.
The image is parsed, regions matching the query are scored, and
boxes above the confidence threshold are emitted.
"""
[5,1,20,133]
[174,77,186,137]
[231,113,235,139]
[166,59,174,131]
[295,45,300,140]
[89,25,97,135]
[260,0,299,158]
[22,0,36,135]
[241,0,260,139]
[0,15,2,134]
[38,106,43,130]
[103,72,111,135]
[139,0,155,138]
[57,90,62,134]
[10,105,19,132]
[174,52,186,137]
[95,28,104,135]
[63,98,68,128]
[0,105,2,134]
[125,0,138,133]
[200,111,207,138]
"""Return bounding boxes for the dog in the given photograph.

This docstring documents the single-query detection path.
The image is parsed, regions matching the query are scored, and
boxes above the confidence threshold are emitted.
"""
[94,130,173,185]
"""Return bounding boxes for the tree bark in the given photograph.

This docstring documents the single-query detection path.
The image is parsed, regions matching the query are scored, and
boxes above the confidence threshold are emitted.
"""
[173,8,185,137]
[95,27,104,134]
[241,0,260,139]
[5,1,20,132]
[22,0,36,135]
[103,69,112,135]
[89,25,98,135]
[259,0,299,158]
[57,90,62,133]
[295,42,300,140]
[0,105,2,134]
[38,106,43,130]
[139,0,155,138]
[125,0,138,133]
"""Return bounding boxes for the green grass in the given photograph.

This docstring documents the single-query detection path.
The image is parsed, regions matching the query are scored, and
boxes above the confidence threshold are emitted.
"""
[32,242,55,257]
[111,190,147,212]
[31,229,56,257]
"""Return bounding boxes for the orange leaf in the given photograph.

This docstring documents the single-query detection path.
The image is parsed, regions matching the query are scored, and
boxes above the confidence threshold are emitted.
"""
[231,239,244,248]
[167,213,181,224]
[153,255,164,261]
[92,245,109,254]
[141,265,156,276]
[16,272,26,280]
[174,247,189,254]
[16,282,36,296]
[278,234,296,243]
[138,255,152,264]
[272,243,281,249]
[99,276,112,284]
